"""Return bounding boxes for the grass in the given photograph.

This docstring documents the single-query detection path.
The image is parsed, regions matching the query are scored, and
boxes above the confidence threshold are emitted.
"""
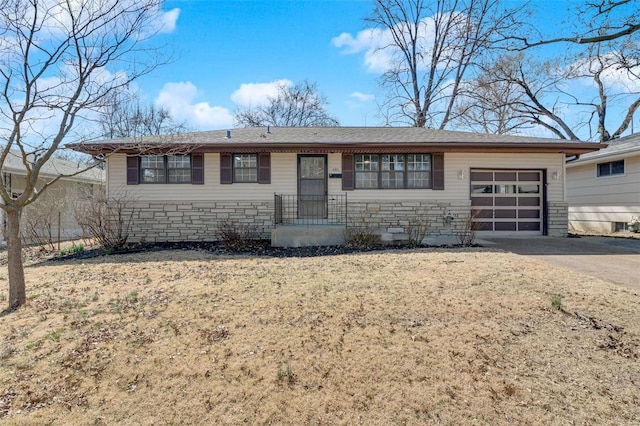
[0,248,638,424]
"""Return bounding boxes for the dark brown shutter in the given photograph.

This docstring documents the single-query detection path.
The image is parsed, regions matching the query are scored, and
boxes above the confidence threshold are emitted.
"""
[220,153,232,184]
[126,156,139,185]
[191,153,204,184]
[258,152,271,184]
[432,153,444,190]
[342,153,354,191]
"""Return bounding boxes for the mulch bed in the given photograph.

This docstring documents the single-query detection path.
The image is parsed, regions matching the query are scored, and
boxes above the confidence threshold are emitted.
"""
[48,239,477,262]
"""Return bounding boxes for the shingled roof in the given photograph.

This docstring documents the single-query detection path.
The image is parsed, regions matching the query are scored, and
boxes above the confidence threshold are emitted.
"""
[71,127,604,156]
[566,132,640,166]
[3,150,104,183]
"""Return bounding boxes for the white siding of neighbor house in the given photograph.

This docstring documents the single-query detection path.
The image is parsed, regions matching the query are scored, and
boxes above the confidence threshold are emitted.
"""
[109,152,565,202]
[0,175,103,243]
[567,154,640,232]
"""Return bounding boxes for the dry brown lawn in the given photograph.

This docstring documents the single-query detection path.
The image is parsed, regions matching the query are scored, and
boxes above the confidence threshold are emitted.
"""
[0,247,639,425]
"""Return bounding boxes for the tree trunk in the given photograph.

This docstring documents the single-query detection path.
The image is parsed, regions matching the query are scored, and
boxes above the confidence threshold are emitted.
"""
[6,208,25,310]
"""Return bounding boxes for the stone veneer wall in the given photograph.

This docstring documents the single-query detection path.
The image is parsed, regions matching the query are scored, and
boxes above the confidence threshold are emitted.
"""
[121,199,569,243]
[124,201,274,243]
[547,201,568,237]
[345,201,473,237]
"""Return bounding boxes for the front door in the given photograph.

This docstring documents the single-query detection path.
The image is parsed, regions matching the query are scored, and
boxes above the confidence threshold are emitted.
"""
[298,155,327,219]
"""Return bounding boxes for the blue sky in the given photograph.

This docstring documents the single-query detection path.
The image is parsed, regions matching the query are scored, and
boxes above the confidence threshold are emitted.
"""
[136,0,639,136]
[144,0,377,129]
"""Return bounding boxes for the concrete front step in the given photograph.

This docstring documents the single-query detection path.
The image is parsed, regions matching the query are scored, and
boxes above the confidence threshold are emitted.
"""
[271,225,346,247]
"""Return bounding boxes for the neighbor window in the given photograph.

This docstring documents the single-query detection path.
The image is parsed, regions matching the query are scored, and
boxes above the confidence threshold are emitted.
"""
[597,160,624,177]
[233,154,258,182]
[140,155,192,183]
[355,154,432,189]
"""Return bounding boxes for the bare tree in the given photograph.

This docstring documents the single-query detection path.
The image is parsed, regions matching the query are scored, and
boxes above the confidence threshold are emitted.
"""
[0,0,171,310]
[510,0,640,48]
[471,47,640,142]
[99,91,189,138]
[234,81,339,127]
[367,0,521,128]
[454,56,532,134]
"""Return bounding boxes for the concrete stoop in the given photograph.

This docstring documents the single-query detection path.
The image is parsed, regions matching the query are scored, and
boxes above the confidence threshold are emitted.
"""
[271,225,346,247]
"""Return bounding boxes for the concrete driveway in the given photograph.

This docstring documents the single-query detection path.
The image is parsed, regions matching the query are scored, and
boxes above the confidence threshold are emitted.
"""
[483,236,640,293]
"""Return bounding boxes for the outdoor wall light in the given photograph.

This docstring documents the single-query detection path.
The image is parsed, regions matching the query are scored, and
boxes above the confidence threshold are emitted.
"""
[458,170,466,180]
[444,211,455,225]
[552,170,561,180]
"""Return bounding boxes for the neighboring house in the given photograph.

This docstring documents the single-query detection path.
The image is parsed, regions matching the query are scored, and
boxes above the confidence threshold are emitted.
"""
[1,150,105,245]
[566,133,640,233]
[71,127,600,246]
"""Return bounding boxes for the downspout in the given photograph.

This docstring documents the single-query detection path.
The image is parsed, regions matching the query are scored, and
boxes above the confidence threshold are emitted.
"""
[565,154,581,163]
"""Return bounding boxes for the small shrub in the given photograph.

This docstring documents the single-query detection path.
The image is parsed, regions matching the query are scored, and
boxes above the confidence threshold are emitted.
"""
[76,189,136,250]
[214,220,259,251]
[344,226,380,248]
[406,212,428,247]
[344,217,380,248]
[70,244,84,254]
[551,294,563,311]
[456,209,481,247]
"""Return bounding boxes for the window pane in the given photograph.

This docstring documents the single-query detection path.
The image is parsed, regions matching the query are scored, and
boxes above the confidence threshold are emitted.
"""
[407,171,431,188]
[234,168,257,182]
[382,155,404,171]
[355,171,378,188]
[141,156,163,169]
[495,185,517,194]
[142,168,165,183]
[518,185,539,194]
[234,154,257,168]
[471,185,493,194]
[382,171,404,188]
[611,160,624,175]
[168,169,191,183]
[141,155,165,183]
[407,154,431,171]
[233,154,258,182]
[168,155,190,169]
[597,163,610,176]
[355,154,378,171]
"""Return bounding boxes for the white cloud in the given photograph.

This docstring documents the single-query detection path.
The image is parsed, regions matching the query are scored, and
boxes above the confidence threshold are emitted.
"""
[157,8,180,34]
[332,13,464,74]
[349,91,375,103]
[155,82,234,129]
[568,53,640,93]
[332,28,395,73]
[230,79,292,107]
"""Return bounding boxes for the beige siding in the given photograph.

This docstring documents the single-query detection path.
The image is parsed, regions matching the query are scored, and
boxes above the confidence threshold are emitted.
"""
[109,152,565,202]
[335,152,564,202]
[108,153,296,201]
[567,154,640,232]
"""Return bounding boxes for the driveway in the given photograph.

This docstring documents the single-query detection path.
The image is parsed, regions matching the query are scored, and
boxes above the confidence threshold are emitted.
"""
[483,236,640,293]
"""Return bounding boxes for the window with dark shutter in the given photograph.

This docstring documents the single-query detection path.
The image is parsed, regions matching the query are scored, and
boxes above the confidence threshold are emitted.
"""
[126,156,139,185]
[258,152,271,184]
[432,153,444,190]
[191,153,204,184]
[220,153,232,184]
[342,153,354,190]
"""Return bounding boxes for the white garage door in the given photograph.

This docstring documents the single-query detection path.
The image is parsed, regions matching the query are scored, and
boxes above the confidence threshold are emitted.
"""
[470,169,543,234]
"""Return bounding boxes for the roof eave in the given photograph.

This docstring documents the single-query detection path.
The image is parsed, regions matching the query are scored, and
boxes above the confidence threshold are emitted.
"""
[71,141,604,156]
